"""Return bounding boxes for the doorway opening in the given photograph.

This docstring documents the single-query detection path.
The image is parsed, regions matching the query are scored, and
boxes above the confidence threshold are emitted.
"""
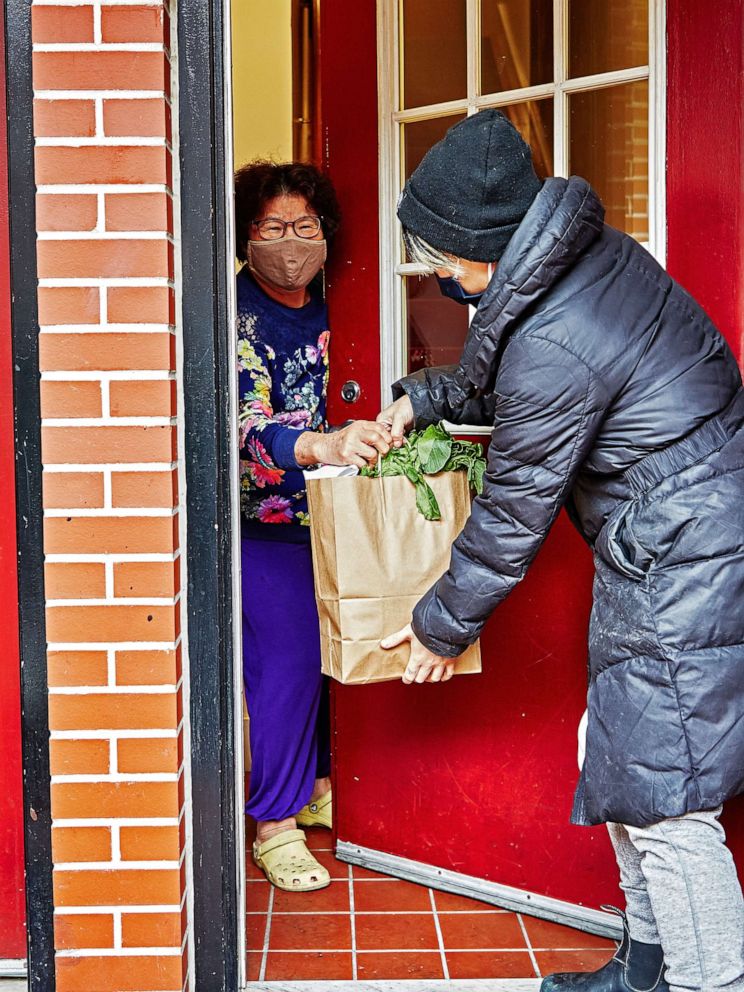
[228,0,663,987]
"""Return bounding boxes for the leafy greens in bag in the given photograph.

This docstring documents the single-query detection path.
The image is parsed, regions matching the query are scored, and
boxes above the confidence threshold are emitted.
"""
[360,422,486,520]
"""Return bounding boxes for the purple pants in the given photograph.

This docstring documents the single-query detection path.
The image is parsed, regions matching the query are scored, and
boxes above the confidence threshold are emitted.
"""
[242,536,330,822]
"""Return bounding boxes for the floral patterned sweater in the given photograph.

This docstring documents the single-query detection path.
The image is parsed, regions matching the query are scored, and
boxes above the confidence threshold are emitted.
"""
[237,267,329,541]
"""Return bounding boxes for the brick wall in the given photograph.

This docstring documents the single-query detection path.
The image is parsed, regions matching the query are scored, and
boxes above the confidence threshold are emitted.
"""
[31,3,189,990]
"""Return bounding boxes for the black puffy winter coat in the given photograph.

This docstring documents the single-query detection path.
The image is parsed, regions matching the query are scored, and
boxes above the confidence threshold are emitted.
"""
[393,176,744,828]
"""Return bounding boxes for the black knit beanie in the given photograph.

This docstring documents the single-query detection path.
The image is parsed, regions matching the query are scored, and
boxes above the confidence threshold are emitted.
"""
[397,110,542,262]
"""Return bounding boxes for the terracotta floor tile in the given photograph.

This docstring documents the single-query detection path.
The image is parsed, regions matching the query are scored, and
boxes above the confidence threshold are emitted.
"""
[264,951,353,980]
[433,889,503,912]
[354,879,432,913]
[273,881,350,914]
[438,911,526,950]
[535,948,615,977]
[522,916,616,949]
[304,827,332,851]
[312,849,350,880]
[269,911,352,951]
[246,952,262,981]
[357,951,445,979]
[245,913,268,952]
[447,950,538,979]
[355,912,439,951]
[352,865,391,880]
[245,855,266,881]
[245,881,270,914]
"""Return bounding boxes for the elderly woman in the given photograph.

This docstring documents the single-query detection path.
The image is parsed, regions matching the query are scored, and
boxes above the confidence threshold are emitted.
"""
[236,161,391,892]
[379,111,744,992]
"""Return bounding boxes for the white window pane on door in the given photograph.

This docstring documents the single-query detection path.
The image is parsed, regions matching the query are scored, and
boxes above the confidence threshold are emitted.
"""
[569,0,648,78]
[480,0,553,96]
[401,0,467,109]
[406,275,470,373]
[569,80,649,242]
[495,99,554,179]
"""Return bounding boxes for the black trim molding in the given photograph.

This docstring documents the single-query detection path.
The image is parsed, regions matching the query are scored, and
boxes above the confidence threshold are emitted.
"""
[3,1,56,989]
[176,0,240,989]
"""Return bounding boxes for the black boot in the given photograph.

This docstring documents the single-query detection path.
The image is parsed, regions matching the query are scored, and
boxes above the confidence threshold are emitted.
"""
[540,906,669,992]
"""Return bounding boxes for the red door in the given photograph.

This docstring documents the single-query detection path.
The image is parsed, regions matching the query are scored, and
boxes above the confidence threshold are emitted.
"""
[321,0,744,934]
[0,24,28,964]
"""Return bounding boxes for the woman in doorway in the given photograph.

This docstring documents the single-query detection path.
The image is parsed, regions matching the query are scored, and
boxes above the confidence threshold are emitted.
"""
[236,161,391,892]
[378,111,744,992]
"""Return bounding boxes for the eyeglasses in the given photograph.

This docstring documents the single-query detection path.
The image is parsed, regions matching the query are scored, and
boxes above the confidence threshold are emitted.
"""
[251,215,323,241]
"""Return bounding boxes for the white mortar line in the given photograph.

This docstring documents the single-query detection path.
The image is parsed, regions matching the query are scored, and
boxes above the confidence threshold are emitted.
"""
[517,913,541,978]
[38,183,170,194]
[35,43,165,52]
[52,730,179,742]
[44,508,177,517]
[42,371,175,381]
[429,888,450,980]
[258,887,275,983]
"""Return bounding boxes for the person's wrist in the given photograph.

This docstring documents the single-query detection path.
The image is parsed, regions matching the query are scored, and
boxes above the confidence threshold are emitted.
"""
[295,430,324,467]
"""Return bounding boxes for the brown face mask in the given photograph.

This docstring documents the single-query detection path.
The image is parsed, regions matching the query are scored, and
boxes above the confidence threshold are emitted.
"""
[247,238,327,292]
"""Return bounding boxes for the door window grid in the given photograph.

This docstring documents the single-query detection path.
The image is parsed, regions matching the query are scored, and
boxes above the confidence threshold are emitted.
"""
[377,0,666,400]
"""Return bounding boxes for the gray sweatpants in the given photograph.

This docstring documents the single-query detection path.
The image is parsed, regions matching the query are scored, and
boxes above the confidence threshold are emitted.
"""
[608,807,744,992]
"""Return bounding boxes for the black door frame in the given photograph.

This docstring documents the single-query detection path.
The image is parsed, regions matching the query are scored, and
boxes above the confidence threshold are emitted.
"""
[4,0,243,989]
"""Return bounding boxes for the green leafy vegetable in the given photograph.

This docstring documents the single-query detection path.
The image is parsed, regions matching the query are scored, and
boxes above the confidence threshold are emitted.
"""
[361,422,486,520]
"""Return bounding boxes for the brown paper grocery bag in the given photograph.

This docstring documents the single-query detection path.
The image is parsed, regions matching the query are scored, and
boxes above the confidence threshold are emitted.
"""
[306,471,481,685]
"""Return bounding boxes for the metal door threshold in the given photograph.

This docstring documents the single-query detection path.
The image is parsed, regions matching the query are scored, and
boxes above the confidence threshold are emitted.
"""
[336,841,622,939]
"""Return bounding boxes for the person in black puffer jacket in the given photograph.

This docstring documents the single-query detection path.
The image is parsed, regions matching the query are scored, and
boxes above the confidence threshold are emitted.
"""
[378,111,744,992]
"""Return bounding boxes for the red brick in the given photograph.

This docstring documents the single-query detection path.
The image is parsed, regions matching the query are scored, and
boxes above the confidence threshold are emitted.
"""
[32,6,94,43]
[116,649,177,685]
[48,650,109,688]
[50,692,178,732]
[33,50,168,91]
[38,286,99,325]
[52,783,179,821]
[50,739,110,776]
[121,910,180,947]
[103,98,169,138]
[52,826,112,864]
[107,285,172,322]
[114,561,176,597]
[111,470,177,508]
[34,99,96,138]
[109,380,175,417]
[54,913,114,951]
[43,471,105,509]
[35,145,168,185]
[46,604,177,643]
[117,738,178,775]
[40,333,174,373]
[37,192,98,233]
[42,424,175,464]
[105,194,171,233]
[40,380,102,418]
[37,239,171,280]
[56,954,182,992]
[45,562,106,599]
[44,515,177,555]
[102,5,168,44]
[119,826,180,863]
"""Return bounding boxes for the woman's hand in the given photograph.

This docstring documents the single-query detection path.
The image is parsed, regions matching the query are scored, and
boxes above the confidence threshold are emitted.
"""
[295,421,393,469]
[377,395,414,449]
[381,623,456,684]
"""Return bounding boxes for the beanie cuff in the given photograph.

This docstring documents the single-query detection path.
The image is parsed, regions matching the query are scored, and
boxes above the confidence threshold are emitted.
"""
[398,184,523,262]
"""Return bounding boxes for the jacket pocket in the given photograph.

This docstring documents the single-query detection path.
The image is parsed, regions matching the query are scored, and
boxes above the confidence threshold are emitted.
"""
[595,503,652,581]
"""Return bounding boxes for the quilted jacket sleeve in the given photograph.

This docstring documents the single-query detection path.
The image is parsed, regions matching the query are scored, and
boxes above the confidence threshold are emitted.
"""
[411,335,609,657]
[392,365,498,427]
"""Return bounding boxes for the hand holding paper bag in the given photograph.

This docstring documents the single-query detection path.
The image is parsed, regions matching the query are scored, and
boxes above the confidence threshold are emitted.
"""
[381,622,456,685]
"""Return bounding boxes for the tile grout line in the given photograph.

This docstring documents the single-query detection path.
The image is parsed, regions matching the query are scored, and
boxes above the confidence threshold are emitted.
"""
[258,885,275,982]
[348,864,358,980]
[517,912,541,979]
[429,888,450,981]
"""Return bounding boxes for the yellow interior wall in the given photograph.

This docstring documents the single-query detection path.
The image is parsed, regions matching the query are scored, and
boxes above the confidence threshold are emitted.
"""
[231,0,293,169]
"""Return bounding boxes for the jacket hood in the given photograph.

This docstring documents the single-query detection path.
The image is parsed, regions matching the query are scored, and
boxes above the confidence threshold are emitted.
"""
[456,176,605,393]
